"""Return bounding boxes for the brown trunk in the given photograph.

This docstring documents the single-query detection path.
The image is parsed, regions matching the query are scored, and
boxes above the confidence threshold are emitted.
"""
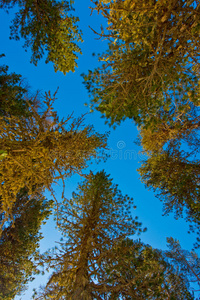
[72,197,100,300]
[72,264,92,300]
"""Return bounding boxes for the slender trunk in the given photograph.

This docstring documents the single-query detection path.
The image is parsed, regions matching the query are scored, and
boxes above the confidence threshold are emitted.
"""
[72,197,101,300]
[72,261,92,300]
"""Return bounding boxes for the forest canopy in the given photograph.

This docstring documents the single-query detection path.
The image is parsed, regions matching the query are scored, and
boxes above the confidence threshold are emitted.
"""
[0,64,108,233]
[34,172,194,300]
[0,0,82,73]
[83,0,200,248]
[0,0,200,299]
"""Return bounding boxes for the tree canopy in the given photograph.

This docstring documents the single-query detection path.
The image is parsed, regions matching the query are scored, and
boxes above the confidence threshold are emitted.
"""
[166,237,200,292]
[34,172,194,300]
[81,0,200,247]
[0,0,82,74]
[84,0,200,126]
[34,171,145,299]
[99,238,194,299]
[1,1,200,298]
[0,67,108,232]
[138,144,200,247]
[0,188,52,300]
[0,61,29,117]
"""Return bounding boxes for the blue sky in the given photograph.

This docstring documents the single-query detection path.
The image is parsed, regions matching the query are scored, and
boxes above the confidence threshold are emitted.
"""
[0,1,198,299]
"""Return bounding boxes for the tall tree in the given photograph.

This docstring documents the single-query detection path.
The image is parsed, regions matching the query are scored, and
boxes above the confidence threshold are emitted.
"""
[34,171,194,299]
[138,134,200,247]
[34,170,145,299]
[166,237,200,294]
[0,85,108,232]
[0,61,29,117]
[83,0,200,245]
[83,0,200,127]
[0,0,82,74]
[97,238,194,299]
[0,188,52,300]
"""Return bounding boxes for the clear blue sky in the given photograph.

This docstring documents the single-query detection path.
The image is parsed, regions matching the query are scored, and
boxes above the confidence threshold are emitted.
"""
[0,1,198,299]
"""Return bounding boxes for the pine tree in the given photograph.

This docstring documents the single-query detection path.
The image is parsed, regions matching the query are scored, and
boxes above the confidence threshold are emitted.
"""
[82,1,200,245]
[0,188,52,300]
[34,171,194,299]
[0,79,108,232]
[34,170,144,299]
[84,0,200,127]
[0,61,29,118]
[138,143,200,247]
[97,238,194,299]
[166,237,200,292]
[0,0,82,73]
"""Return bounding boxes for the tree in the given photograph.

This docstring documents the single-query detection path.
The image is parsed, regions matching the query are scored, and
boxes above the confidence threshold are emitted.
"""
[34,170,145,299]
[0,187,52,300]
[0,87,108,232]
[0,0,82,74]
[136,81,200,240]
[34,171,194,299]
[97,238,194,299]
[166,237,200,294]
[137,95,200,222]
[138,146,200,247]
[83,0,200,127]
[82,0,200,246]
[0,60,30,117]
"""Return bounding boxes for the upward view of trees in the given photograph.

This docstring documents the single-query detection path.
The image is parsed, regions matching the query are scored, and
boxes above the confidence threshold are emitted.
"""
[0,0,200,299]
[0,58,29,117]
[34,171,143,299]
[0,189,52,300]
[0,63,108,232]
[0,0,82,73]
[34,172,193,300]
[84,0,200,247]
[85,0,200,126]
